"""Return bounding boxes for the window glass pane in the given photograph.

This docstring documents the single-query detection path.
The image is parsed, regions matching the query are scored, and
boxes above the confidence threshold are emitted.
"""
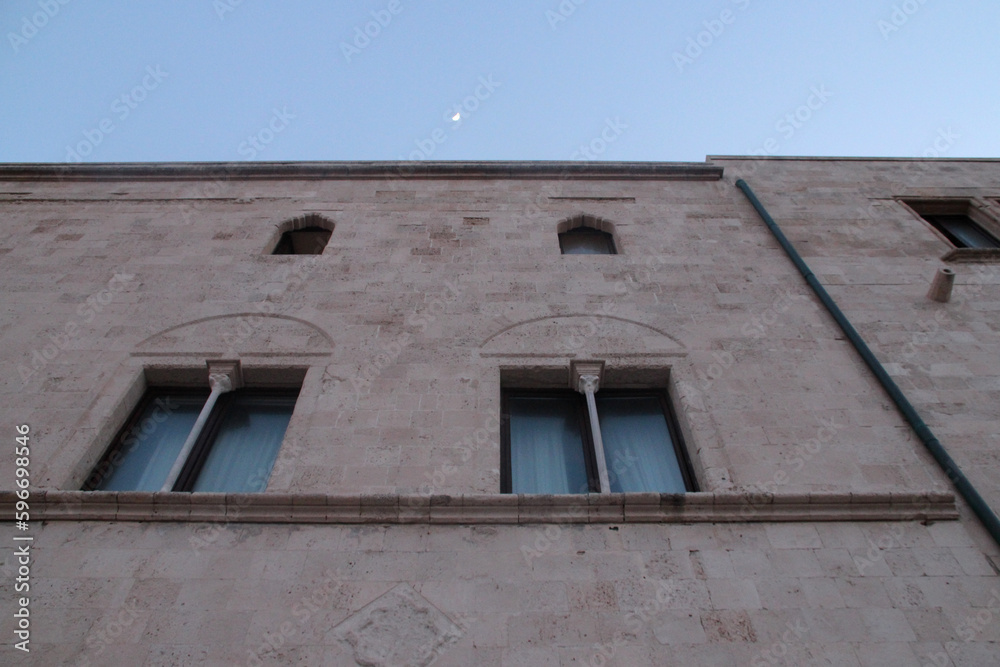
[96,394,205,491]
[931,215,1000,249]
[191,394,296,493]
[509,396,590,494]
[560,228,614,255]
[597,395,687,493]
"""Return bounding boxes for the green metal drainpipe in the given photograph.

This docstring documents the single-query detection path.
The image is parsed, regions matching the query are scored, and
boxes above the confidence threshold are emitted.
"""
[736,178,1000,546]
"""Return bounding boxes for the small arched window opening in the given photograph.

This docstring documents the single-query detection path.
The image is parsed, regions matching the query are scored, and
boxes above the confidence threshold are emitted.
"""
[559,227,616,255]
[557,215,618,255]
[271,214,334,255]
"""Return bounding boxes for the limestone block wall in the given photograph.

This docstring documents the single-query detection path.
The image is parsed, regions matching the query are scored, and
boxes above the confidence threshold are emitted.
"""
[1,159,999,664]
[714,156,1000,518]
[8,520,1000,665]
[0,163,959,500]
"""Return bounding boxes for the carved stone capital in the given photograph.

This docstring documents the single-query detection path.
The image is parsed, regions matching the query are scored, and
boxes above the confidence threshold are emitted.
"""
[577,374,600,394]
[208,373,234,393]
[206,359,243,392]
[570,359,605,394]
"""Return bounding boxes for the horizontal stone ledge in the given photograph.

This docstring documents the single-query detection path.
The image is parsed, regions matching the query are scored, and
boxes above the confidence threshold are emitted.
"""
[941,248,1000,263]
[0,160,724,182]
[1,490,958,524]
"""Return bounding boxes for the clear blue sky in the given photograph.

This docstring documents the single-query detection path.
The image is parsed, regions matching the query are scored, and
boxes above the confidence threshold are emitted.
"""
[1,0,997,163]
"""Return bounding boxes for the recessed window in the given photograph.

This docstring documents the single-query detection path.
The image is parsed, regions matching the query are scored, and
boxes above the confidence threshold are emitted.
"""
[84,387,299,492]
[904,199,1000,249]
[273,226,332,255]
[921,215,999,249]
[559,226,617,255]
[501,389,695,494]
[556,214,619,255]
[270,214,335,255]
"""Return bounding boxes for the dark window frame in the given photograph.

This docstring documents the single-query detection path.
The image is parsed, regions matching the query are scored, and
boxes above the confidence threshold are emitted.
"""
[558,226,617,255]
[172,388,300,491]
[83,387,208,491]
[921,214,1000,249]
[500,387,697,494]
[84,386,300,492]
[500,389,600,494]
[903,199,1000,250]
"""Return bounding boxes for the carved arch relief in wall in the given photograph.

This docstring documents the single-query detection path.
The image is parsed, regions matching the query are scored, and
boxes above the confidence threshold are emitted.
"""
[133,312,334,358]
[479,313,685,359]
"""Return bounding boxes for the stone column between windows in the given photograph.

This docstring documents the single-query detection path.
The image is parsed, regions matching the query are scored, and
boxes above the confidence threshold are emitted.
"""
[573,360,610,494]
[159,360,243,492]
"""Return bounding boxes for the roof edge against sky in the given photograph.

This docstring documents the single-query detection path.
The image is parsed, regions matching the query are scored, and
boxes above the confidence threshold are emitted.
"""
[0,161,724,182]
[708,155,1000,162]
[4,158,997,182]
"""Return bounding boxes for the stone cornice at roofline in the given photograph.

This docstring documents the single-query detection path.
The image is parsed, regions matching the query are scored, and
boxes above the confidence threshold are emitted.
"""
[0,160,724,182]
[709,155,1000,162]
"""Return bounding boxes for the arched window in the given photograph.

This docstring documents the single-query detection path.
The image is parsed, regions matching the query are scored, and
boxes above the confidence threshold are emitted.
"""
[557,215,618,255]
[271,214,334,255]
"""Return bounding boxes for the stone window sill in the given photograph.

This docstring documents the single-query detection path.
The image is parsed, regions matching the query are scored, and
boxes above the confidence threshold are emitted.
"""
[941,248,1000,263]
[3,490,957,524]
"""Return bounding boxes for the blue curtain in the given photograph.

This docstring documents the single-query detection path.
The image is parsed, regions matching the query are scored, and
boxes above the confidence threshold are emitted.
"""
[191,395,295,493]
[597,395,687,493]
[97,394,205,491]
[509,396,590,494]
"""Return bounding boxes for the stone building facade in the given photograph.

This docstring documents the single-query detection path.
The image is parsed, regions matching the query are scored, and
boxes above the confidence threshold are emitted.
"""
[2,157,1000,665]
